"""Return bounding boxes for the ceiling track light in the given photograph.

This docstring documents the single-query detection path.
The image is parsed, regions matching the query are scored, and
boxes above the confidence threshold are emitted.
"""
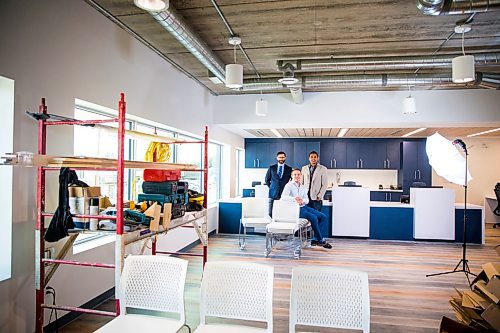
[402,128,427,137]
[337,128,349,137]
[225,36,243,89]
[134,0,168,11]
[452,24,475,83]
[255,84,268,116]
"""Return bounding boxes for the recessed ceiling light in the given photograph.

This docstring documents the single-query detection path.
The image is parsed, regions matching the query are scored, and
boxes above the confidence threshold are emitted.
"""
[402,128,427,137]
[467,128,500,137]
[270,128,282,138]
[134,0,168,11]
[337,128,348,137]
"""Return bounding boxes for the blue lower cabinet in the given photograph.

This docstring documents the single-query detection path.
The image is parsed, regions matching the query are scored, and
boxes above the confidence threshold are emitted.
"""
[455,208,482,244]
[370,207,414,240]
[242,189,255,197]
[320,205,332,238]
[218,202,242,234]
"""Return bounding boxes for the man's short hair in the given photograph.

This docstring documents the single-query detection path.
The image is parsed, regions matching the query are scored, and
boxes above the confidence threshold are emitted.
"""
[309,151,319,157]
[277,151,286,157]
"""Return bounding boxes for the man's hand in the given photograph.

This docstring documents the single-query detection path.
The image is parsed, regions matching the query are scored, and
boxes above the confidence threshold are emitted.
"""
[295,197,304,205]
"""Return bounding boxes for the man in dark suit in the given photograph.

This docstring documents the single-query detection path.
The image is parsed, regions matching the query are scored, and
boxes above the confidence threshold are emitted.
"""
[265,151,292,217]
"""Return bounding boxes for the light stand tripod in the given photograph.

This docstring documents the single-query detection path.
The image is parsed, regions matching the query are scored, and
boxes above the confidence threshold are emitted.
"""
[426,139,476,286]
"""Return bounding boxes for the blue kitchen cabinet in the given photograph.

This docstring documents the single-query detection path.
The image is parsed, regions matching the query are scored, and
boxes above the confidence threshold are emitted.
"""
[370,207,414,240]
[370,191,402,202]
[347,140,385,169]
[218,202,242,234]
[401,140,432,193]
[386,140,401,169]
[321,140,347,169]
[242,188,255,197]
[292,141,320,168]
[245,141,270,168]
[455,208,482,244]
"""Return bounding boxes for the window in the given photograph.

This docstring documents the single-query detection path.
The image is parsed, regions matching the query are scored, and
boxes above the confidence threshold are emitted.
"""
[236,148,244,196]
[207,143,222,203]
[0,76,14,281]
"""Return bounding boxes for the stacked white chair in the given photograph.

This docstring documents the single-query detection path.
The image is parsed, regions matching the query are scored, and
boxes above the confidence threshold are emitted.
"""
[289,266,370,333]
[194,261,274,333]
[239,197,271,249]
[265,200,310,259]
[94,255,189,333]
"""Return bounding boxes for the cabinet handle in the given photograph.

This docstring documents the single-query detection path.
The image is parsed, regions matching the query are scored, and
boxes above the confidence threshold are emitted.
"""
[383,160,387,168]
[360,159,363,168]
[417,169,421,180]
[385,193,388,201]
[330,160,333,168]
[356,160,359,168]
[333,159,337,168]
[389,193,392,201]
[253,160,256,168]
[257,159,260,168]
[414,170,417,179]
[387,159,390,169]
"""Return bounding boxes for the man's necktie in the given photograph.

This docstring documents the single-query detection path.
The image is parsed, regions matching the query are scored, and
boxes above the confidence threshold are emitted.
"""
[278,165,283,178]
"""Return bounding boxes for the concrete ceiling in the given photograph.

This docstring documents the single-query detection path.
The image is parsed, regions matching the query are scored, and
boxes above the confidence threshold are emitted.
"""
[85,0,500,96]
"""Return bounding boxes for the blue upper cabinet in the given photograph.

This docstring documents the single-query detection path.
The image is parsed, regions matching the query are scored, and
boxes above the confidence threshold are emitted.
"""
[320,140,346,169]
[245,139,294,169]
[346,141,360,168]
[346,140,392,169]
[386,140,401,169]
[292,141,320,168]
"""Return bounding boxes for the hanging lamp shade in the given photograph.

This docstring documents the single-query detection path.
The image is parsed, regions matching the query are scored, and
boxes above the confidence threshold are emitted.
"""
[134,0,168,11]
[452,55,475,83]
[225,64,243,89]
[255,99,268,116]
[403,96,417,114]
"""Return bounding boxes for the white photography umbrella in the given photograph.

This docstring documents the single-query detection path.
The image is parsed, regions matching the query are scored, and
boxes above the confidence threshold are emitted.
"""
[426,132,472,186]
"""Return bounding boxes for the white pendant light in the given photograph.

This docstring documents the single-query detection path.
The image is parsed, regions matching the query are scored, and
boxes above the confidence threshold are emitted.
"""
[452,24,475,83]
[134,0,168,11]
[255,99,268,116]
[225,36,243,89]
[403,86,417,114]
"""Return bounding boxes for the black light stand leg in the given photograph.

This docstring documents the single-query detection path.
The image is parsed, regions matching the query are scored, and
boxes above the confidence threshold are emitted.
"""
[425,141,476,287]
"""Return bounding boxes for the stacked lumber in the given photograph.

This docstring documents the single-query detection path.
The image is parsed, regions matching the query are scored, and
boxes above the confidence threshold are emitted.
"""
[1,153,197,170]
[446,263,500,332]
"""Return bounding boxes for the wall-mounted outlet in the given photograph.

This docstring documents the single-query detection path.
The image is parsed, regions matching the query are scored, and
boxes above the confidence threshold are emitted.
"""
[44,247,56,260]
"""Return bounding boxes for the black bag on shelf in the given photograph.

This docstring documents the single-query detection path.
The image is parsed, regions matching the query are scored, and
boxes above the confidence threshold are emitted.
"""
[45,168,88,242]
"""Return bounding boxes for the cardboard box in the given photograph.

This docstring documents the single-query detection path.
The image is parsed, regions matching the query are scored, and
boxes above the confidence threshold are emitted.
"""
[68,186,101,198]
[481,303,500,331]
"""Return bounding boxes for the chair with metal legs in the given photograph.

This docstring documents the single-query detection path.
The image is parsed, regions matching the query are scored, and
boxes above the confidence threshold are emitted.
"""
[265,200,311,259]
[239,197,271,249]
[492,183,500,228]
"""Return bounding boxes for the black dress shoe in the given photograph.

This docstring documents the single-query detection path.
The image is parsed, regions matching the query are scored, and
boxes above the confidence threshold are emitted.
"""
[311,239,320,246]
[319,240,332,249]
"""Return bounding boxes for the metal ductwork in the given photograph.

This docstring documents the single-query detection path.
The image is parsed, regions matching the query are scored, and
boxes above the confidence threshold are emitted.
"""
[241,73,458,91]
[277,53,500,73]
[289,87,304,104]
[476,72,500,89]
[150,7,226,84]
[417,0,500,15]
[305,73,455,88]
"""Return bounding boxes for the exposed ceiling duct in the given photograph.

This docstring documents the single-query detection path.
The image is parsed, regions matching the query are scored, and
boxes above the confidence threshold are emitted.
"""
[277,53,500,73]
[149,7,226,84]
[475,72,500,89]
[240,73,462,91]
[417,0,500,15]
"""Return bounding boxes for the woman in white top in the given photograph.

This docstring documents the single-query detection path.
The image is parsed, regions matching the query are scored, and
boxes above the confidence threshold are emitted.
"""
[281,168,332,249]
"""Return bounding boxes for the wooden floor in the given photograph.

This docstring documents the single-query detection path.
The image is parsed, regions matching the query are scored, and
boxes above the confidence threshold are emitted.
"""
[60,227,500,333]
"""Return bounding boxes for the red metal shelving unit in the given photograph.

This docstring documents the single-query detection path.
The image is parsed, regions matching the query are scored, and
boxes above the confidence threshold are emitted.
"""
[33,94,209,333]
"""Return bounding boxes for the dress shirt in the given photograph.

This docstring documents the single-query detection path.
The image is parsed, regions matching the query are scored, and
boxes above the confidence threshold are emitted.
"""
[281,181,309,207]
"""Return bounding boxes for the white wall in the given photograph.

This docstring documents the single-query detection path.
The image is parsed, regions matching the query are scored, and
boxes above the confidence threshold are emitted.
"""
[214,90,500,136]
[0,1,242,331]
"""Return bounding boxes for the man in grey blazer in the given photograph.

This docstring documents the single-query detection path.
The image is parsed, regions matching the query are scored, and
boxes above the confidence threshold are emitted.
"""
[301,151,329,213]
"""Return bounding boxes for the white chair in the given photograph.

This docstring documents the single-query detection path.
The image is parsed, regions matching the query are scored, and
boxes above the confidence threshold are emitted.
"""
[239,197,271,250]
[265,200,310,259]
[94,255,189,333]
[194,261,274,333]
[289,266,370,333]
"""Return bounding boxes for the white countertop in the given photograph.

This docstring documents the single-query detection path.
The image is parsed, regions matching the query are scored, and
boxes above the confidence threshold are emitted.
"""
[370,189,404,193]
[369,201,414,208]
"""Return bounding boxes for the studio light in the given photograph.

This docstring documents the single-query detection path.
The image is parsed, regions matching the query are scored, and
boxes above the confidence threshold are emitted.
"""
[225,36,243,89]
